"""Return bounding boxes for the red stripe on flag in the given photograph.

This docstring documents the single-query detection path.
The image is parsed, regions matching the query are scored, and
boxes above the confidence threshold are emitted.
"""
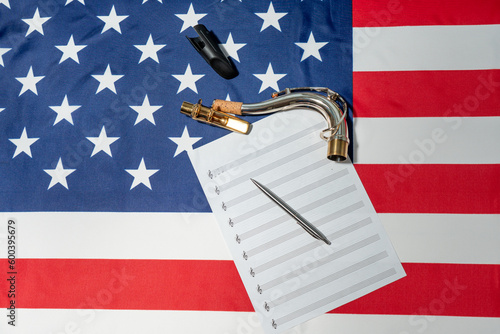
[353,0,500,27]
[353,70,500,118]
[1,259,499,317]
[333,262,500,318]
[4,259,252,312]
[355,164,500,214]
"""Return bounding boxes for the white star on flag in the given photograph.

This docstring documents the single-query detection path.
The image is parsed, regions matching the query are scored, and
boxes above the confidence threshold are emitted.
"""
[0,47,11,67]
[220,33,246,63]
[44,158,76,190]
[169,126,202,157]
[97,5,128,34]
[55,35,87,64]
[125,158,159,190]
[22,8,51,36]
[65,0,85,5]
[175,3,207,33]
[86,126,119,157]
[172,64,205,94]
[0,0,10,9]
[92,64,124,94]
[16,66,45,96]
[255,2,287,32]
[253,63,286,93]
[9,127,39,158]
[130,95,162,125]
[49,95,81,125]
[134,34,166,63]
[295,32,328,61]
[0,108,4,113]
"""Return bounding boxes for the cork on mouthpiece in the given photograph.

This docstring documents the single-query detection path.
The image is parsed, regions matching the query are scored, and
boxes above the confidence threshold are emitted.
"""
[212,99,243,115]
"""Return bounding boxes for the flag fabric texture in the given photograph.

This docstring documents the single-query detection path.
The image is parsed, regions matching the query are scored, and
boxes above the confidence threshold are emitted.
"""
[0,0,499,333]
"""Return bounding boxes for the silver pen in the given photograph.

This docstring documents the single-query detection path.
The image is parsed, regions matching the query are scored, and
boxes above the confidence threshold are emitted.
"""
[250,178,331,245]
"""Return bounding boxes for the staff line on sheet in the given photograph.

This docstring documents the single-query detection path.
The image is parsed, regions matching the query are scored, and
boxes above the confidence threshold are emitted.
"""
[273,268,398,329]
[251,217,373,275]
[268,251,389,308]
[219,140,324,192]
[237,186,359,242]
[209,122,323,179]
[231,169,350,224]
[245,201,365,260]
[258,234,382,292]
[225,159,330,208]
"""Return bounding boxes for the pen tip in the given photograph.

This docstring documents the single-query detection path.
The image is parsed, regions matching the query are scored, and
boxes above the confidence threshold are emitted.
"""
[324,239,332,245]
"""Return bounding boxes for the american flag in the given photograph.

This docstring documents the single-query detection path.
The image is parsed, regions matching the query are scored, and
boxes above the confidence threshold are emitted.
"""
[0,0,499,333]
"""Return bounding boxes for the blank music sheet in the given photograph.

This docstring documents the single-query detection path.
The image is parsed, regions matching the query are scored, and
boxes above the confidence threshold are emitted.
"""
[189,109,405,333]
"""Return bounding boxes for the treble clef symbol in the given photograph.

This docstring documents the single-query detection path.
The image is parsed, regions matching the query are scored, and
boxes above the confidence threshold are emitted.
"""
[242,251,248,260]
[228,218,234,227]
[222,202,227,211]
[257,285,262,294]
[215,186,220,195]
[235,234,241,244]
[264,302,270,312]
[250,268,255,277]
[208,170,213,179]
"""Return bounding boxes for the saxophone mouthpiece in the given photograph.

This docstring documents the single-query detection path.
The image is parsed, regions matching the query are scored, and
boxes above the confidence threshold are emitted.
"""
[180,100,250,134]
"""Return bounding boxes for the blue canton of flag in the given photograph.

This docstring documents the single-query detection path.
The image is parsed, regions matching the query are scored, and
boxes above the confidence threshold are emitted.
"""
[0,0,352,212]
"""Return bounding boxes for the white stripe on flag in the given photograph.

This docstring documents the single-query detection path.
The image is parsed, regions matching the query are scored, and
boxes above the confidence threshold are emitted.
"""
[382,213,500,264]
[0,212,231,260]
[353,117,500,164]
[306,313,500,334]
[1,212,498,264]
[1,309,498,334]
[353,24,500,71]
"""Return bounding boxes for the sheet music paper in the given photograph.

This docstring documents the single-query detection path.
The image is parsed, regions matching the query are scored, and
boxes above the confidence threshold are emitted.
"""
[189,109,405,333]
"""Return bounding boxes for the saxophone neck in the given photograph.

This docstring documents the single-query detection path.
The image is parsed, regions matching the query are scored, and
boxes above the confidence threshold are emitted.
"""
[180,87,350,162]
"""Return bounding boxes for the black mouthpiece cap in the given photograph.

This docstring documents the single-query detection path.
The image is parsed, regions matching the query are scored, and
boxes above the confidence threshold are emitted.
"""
[186,24,239,80]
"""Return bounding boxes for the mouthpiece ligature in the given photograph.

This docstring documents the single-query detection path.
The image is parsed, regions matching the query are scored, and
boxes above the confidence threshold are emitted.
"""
[180,99,250,134]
